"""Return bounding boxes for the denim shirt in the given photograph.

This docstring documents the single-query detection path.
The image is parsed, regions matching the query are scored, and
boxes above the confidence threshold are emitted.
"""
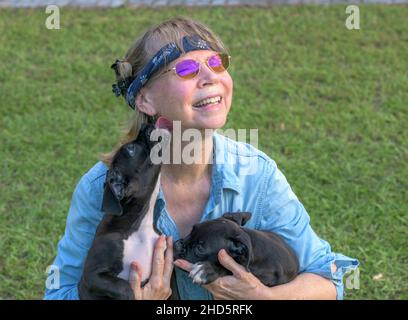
[44,132,359,300]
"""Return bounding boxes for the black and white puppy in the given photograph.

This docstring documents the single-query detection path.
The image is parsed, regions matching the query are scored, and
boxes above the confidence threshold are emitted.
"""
[78,123,174,300]
[173,212,299,287]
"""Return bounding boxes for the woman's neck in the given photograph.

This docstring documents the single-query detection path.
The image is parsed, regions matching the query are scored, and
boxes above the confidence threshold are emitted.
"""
[160,129,214,185]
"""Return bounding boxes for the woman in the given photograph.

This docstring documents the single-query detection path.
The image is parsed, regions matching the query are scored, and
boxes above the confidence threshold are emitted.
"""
[44,16,358,300]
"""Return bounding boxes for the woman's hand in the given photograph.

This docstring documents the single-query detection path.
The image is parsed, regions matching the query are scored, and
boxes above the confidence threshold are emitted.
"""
[174,249,267,300]
[129,235,173,300]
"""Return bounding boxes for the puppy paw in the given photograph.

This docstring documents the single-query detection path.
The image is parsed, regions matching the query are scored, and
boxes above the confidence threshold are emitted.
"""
[189,262,219,285]
[189,263,208,284]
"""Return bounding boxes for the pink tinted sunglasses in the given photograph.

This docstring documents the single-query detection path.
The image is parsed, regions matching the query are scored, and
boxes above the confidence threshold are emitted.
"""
[162,52,231,79]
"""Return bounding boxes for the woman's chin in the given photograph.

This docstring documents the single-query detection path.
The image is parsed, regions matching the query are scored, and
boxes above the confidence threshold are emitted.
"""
[175,112,228,131]
[195,112,227,130]
[195,114,228,131]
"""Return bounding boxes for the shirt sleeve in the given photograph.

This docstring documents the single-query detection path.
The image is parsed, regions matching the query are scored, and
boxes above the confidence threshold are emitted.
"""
[259,160,359,300]
[44,174,104,300]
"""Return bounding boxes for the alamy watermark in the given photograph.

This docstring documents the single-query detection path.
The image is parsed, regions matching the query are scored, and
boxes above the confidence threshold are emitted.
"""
[45,265,60,290]
[345,267,360,290]
[45,5,60,30]
[345,5,360,30]
[149,121,260,176]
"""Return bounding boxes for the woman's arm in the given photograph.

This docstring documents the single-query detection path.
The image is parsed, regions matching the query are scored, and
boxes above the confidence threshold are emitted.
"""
[175,249,337,300]
[44,173,104,300]
[257,160,359,300]
[262,273,336,300]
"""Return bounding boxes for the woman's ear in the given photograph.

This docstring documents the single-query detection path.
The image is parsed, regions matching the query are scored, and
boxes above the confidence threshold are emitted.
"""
[135,88,157,116]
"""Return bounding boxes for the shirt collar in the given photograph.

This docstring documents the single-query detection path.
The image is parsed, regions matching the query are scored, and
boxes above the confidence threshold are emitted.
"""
[212,131,242,195]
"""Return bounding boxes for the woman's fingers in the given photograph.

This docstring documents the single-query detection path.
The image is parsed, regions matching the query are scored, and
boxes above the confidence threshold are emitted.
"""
[129,235,174,299]
[149,235,167,288]
[174,259,194,272]
[163,236,174,286]
[218,249,246,278]
[129,261,143,300]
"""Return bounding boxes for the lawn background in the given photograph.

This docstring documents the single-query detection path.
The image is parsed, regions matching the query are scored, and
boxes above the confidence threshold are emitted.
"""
[0,4,407,299]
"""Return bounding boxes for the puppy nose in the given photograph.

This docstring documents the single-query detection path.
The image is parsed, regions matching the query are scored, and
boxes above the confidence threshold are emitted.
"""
[174,240,185,256]
[174,239,183,250]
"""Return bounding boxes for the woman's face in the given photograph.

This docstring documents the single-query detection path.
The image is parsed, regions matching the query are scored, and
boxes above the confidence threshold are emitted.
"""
[137,50,233,131]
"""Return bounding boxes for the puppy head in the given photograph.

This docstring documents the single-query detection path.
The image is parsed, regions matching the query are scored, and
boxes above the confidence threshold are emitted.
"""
[174,212,254,270]
[101,123,168,216]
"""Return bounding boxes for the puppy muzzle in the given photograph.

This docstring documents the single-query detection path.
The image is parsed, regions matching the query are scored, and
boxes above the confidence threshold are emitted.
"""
[173,239,186,259]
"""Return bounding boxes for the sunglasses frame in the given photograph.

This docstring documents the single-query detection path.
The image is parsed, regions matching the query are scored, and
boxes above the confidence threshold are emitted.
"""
[161,52,231,79]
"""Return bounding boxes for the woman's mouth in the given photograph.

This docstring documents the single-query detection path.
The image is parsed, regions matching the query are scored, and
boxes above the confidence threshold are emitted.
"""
[192,96,222,111]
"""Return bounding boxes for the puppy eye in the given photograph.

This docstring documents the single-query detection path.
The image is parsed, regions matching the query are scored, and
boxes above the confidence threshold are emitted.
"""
[194,244,205,256]
[124,144,137,157]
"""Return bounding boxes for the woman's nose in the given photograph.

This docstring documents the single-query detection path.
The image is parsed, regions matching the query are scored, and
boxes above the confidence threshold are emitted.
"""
[198,63,220,85]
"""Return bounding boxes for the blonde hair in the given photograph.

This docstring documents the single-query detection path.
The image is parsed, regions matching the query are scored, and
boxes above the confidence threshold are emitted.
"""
[100,16,230,166]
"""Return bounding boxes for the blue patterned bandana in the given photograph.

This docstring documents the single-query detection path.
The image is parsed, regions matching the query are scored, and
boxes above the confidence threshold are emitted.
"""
[112,35,214,110]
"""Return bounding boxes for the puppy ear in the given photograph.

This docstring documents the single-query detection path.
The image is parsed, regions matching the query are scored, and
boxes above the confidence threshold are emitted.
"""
[228,232,254,271]
[222,211,252,226]
[101,172,124,216]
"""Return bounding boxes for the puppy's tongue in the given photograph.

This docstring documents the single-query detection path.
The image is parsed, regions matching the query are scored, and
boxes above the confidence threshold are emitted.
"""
[155,116,173,131]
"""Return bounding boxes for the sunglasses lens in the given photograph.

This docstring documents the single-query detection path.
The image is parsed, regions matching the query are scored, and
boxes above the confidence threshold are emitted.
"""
[175,59,199,79]
[173,53,230,79]
[208,53,229,72]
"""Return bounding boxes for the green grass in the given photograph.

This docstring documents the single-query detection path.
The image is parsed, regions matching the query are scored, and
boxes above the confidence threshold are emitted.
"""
[0,4,407,299]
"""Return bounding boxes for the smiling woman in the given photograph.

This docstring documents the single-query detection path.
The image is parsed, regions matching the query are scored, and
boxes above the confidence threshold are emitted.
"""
[103,17,232,164]
[44,16,358,300]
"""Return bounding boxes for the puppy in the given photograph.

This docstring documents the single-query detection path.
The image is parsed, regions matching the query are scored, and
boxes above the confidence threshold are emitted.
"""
[173,212,299,287]
[78,123,175,299]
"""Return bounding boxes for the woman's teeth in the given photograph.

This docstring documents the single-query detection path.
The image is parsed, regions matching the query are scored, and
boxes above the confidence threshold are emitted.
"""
[193,96,222,108]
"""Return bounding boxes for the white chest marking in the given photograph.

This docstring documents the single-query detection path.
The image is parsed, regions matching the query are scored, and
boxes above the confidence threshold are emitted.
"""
[117,176,163,282]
